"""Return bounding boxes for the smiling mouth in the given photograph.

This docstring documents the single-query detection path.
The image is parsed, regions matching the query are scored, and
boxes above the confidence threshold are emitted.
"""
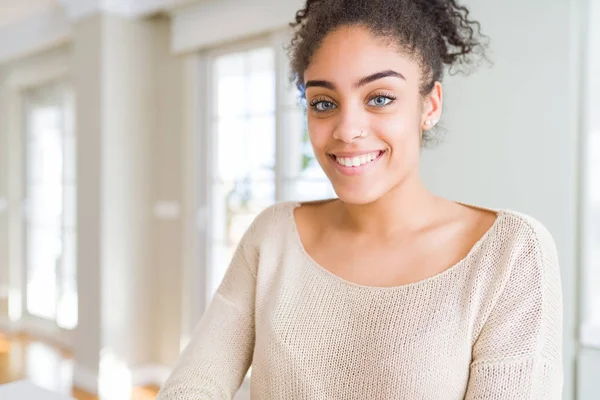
[328,150,386,168]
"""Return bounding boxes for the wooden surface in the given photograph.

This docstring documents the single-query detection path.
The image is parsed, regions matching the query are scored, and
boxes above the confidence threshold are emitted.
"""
[0,332,160,400]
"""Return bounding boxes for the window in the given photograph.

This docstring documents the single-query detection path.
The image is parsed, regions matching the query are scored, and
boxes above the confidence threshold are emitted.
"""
[203,39,335,301]
[23,82,77,330]
[582,0,600,347]
[585,134,600,326]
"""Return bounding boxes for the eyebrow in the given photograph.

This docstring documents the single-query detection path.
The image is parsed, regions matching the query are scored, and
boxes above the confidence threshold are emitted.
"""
[304,70,406,91]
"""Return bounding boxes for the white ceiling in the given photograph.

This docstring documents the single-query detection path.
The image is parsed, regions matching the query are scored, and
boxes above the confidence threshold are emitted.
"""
[0,0,60,28]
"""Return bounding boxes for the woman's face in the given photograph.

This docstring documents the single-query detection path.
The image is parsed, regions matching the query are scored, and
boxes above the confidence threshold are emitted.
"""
[303,25,442,205]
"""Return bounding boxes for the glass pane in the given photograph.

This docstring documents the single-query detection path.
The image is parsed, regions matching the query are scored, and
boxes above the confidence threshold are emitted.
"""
[26,226,60,320]
[27,121,63,184]
[207,243,236,301]
[216,118,249,181]
[216,52,245,79]
[247,48,275,115]
[26,139,44,183]
[216,114,275,182]
[281,110,306,180]
[216,53,246,119]
[28,107,61,140]
[215,180,275,224]
[27,184,62,227]
[246,116,276,180]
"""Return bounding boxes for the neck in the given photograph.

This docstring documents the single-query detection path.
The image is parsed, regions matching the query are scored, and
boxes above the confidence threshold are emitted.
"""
[336,172,441,236]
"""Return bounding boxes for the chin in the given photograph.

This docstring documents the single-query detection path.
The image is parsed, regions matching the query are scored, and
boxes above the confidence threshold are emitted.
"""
[332,183,386,205]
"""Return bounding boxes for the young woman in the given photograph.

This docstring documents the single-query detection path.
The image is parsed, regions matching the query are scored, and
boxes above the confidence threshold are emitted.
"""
[158,0,563,398]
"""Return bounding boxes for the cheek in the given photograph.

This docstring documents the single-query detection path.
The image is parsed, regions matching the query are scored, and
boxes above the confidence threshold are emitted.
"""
[307,117,332,151]
[371,112,420,155]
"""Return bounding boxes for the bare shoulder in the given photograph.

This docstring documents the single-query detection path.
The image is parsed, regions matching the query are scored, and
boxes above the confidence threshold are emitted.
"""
[438,200,499,244]
[461,204,498,237]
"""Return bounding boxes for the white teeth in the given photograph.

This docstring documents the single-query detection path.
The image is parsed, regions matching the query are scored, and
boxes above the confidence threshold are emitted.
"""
[335,151,381,168]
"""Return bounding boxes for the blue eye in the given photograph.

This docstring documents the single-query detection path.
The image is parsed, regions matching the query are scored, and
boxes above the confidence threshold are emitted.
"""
[368,96,394,107]
[312,100,337,112]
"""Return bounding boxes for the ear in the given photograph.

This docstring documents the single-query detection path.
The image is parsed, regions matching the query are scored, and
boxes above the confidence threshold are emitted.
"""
[421,82,443,131]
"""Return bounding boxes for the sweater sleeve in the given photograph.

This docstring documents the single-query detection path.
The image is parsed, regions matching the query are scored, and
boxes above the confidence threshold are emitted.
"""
[465,218,563,400]
[156,207,274,400]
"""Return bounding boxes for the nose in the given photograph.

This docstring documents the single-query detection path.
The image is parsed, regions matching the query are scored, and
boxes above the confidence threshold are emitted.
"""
[332,106,367,143]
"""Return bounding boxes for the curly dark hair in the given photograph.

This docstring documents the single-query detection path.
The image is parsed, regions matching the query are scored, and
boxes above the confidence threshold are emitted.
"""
[289,0,488,98]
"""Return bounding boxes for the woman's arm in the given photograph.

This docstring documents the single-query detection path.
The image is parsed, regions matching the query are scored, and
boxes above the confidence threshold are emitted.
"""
[157,208,273,400]
[465,217,563,399]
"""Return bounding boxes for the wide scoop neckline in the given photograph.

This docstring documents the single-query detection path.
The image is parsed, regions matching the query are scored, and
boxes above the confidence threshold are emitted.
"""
[285,200,506,291]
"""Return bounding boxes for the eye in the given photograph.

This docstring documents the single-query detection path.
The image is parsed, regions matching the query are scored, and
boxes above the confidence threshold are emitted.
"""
[311,100,337,112]
[367,95,395,107]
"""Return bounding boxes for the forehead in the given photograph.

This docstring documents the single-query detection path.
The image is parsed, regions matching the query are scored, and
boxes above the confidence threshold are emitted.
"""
[304,25,422,86]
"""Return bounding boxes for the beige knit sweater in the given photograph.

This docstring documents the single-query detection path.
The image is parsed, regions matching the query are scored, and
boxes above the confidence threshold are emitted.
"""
[157,201,563,400]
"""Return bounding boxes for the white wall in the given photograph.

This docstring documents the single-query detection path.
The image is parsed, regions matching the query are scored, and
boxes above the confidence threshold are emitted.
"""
[150,16,185,367]
[578,348,600,400]
[420,0,584,398]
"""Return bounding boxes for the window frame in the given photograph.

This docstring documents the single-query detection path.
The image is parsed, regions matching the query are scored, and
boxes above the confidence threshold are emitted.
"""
[21,81,78,331]
[2,50,74,349]
[579,0,600,350]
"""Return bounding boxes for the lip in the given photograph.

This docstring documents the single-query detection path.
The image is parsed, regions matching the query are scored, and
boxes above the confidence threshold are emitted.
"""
[328,150,386,176]
[328,150,385,157]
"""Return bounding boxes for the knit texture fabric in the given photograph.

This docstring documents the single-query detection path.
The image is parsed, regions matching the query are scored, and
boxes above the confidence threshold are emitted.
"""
[157,201,563,400]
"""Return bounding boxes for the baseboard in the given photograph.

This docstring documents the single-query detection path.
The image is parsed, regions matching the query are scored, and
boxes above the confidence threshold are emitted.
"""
[0,316,73,350]
[19,316,74,350]
[73,363,170,394]
[73,363,99,394]
[131,364,171,387]
[0,316,22,333]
